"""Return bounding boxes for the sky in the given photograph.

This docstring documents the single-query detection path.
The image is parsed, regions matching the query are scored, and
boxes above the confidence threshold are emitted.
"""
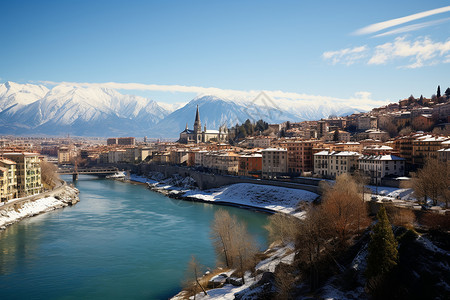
[1,0,449,109]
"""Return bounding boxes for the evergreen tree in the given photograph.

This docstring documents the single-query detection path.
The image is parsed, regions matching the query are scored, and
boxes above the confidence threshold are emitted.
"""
[445,87,450,99]
[332,129,339,142]
[366,206,398,279]
[437,85,441,98]
[418,95,424,105]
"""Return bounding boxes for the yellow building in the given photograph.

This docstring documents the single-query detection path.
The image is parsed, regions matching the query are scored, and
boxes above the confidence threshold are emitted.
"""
[3,153,42,197]
[0,158,18,201]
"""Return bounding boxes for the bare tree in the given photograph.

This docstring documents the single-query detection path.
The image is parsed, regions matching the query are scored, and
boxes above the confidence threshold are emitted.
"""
[411,158,450,207]
[386,206,416,228]
[232,221,259,284]
[265,213,300,245]
[183,255,207,299]
[210,209,237,268]
[40,160,59,189]
[321,173,370,245]
[352,170,370,201]
[210,209,259,284]
[296,206,331,290]
[274,264,296,300]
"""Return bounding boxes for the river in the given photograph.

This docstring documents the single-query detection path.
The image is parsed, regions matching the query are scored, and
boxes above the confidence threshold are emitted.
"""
[0,175,269,299]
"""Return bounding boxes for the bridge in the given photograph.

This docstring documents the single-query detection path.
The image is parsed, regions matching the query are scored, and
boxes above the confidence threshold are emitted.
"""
[57,167,119,181]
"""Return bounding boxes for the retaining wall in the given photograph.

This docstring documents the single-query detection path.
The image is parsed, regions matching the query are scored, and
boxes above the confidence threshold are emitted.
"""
[128,163,321,194]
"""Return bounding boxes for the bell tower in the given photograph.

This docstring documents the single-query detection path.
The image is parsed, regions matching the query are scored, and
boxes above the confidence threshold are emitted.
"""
[193,105,201,133]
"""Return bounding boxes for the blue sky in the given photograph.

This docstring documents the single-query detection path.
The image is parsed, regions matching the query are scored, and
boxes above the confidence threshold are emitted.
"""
[1,0,449,108]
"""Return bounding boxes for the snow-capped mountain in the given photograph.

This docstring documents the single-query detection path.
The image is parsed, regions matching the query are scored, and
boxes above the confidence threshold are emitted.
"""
[152,94,361,138]
[0,82,168,136]
[153,95,300,138]
[0,82,362,137]
[0,81,49,113]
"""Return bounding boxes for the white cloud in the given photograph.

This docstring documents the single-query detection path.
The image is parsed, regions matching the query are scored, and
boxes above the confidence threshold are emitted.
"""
[39,81,385,111]
[368,36,450,68]
[324,36,450,68]
[322,46,368,65]
[373,17,450,38]
[354,6,450,35]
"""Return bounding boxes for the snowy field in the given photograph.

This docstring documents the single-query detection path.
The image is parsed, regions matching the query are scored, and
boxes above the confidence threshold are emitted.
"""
[184,183,318,217]
[130,174,319,217]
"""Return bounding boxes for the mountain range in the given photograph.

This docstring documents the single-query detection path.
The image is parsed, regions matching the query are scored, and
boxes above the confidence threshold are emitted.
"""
[0,82,362,138]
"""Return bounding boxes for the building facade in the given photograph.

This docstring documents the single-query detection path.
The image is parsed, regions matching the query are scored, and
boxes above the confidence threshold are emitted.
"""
[261,148,287,179]
[3,153,42,197]
[314,151,360,178]
[358,154,405,185]
[0,159,18,201]
[179,105,229,144]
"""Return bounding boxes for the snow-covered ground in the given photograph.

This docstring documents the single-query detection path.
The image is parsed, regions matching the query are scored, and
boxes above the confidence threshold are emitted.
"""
[172,244,296,300]
[130,173,319,217]
[0,186,79,230]
[184,183,318,217]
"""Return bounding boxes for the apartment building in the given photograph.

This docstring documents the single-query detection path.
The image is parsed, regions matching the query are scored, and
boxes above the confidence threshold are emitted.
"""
[0,159,18,201]
[170,149,189,165]
[107,137,136,146]
[57,146,71,164]
[314,151,360,178]
[261,148,287,179]
[108,149,127,163]
[243,137,272,148]
[3,153,42,197]
[238,153,262,177]
[358,154,405,185]
[203,151,240,175]
[357,115,378,130]
[281,141,314,175]
[412,135,449,167]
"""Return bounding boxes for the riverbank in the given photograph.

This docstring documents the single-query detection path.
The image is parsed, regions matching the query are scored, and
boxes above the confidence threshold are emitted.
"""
[127,173,317,299]
[0,184,80,231]
[129,173,319,218]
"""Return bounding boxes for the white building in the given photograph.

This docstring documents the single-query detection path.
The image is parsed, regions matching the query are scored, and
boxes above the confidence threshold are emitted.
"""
[314,151,360,178]
[358,154,405,185]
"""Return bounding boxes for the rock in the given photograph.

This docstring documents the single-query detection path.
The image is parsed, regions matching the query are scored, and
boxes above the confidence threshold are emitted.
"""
[207,273,228,289]
[226,277,243,286]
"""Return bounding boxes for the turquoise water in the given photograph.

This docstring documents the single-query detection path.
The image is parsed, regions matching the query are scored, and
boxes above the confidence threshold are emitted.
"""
[0,176,269,299]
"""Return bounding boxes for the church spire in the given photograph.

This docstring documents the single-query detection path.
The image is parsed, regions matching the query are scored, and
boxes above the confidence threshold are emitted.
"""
[193,104,202,134]
[195,104,200,122]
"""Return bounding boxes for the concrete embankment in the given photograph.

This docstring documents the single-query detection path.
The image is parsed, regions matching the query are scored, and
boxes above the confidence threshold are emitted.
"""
[0,184,80,231]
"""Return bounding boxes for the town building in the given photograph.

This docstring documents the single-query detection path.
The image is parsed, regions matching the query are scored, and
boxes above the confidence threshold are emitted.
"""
[242,136,272,148]
[314,151,360,178]
[203,151,239,175]
[281,141,314,175]
[0,159,18,201]
[358,154,405,185]
[432,102,450,123]
[357,116,378,131]
[57,146,71,164]
[324,130,351,142]
[107,137,136,146]
[179,105,229,144]
[3,153,42,197]
[238,153,262,177]
[412,135,449,168]
[261,148,287,179]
